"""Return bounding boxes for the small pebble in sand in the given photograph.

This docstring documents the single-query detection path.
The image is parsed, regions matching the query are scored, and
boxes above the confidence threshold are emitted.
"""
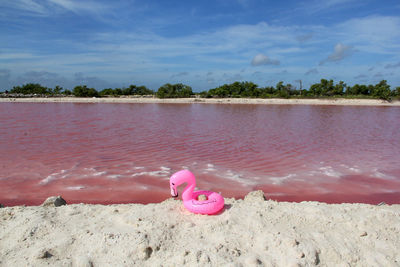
[36,249,53,259]
[197,194,208,201]
[360,231,368,237]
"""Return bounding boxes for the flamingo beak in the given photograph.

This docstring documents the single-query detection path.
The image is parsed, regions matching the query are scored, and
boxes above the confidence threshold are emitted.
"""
[170,184,178,197]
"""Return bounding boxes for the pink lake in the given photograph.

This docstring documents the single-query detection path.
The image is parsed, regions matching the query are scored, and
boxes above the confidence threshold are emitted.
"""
[1,102,399,206]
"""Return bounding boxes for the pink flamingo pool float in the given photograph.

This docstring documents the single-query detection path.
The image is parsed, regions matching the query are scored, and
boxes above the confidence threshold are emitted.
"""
[169,170,224,215]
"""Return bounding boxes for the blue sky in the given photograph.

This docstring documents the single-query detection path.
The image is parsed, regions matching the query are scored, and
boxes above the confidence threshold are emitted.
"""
[1,0,400,91]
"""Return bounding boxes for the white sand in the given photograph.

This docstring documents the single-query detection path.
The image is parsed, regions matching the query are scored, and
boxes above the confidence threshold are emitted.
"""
[1,191,399,266]
[1,97,400,106]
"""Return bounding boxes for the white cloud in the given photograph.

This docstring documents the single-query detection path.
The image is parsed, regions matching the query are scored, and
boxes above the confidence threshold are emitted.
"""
[0,0,109,16]
[170,72,189,79]
[336,16,400,54]
[319,43,355,65]
[223,73,243,83]
[251,54,280,66]
[305,68,318,75]
[0,0,47,15]
[318,0,357,8]
[296,33,313,42]
[354,74,367,79]
[298,0,360,15]
[47,0,108,14]
[385,62,400,69]
[237,0,250,7]
[0,53,38,60]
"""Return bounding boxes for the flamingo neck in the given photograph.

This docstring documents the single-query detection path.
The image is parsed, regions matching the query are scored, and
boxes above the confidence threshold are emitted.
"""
[182,181,196,201]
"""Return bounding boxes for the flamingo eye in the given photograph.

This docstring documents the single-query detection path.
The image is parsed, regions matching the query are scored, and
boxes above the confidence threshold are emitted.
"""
[171,183,175,185]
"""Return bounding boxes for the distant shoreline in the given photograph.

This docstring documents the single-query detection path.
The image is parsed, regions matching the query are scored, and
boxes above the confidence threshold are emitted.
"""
[1,97,400,106]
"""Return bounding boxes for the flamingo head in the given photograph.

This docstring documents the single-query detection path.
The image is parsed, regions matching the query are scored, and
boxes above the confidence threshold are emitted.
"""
[169,169,195,198]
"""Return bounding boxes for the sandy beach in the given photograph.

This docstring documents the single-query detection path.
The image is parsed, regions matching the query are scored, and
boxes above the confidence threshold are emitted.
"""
[1,191,399,266]
[1,96,400,106]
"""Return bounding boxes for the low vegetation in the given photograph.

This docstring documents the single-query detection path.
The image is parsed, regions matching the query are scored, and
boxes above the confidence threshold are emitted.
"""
[3,80,400,101]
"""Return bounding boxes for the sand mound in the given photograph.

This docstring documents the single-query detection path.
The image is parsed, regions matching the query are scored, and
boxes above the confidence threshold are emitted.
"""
[1,193,399,266]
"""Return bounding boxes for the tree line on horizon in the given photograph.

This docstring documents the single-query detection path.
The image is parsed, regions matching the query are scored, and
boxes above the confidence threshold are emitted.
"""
[4,79,400,101]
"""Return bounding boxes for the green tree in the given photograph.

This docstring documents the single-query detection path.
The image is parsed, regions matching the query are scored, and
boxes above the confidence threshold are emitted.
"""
[156,83,193,98]
[275,81,285,93]
[53,85,63,95]
[64,89,72,95]
[309,83,321,96]
[395,87,400,98]
[114,88,123,95]
[208,84,230,97]
[230,82,243,97]
[133,85,154,95]
[99,88,116,96]
[320,79,334,96]
[241,82,260,97]
[276,81,286,98]
[207,82,259,98]
[333,81,346,96]
[10,83,50,95]
[260,86,275,97]
[122,86,133,95]
[371,80,391,100]
[199,90,210,98]
[346,84,369,95]
[73,85,99,97]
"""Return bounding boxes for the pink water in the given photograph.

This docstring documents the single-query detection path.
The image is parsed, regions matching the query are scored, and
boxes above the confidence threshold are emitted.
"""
[1,102,399,206]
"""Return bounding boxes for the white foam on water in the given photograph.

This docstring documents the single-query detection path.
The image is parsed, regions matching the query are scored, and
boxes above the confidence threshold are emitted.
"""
[319,166,342,178]
[340,164,362,174]
[39,174,57,185]
[131,166,171,177]
[66,185,85,190]
[139,185,149,190]
[268,173,297,185]
[305,165,343,179]
[316,164,394,180]
[80,168,111,179]
[149,170,170,176]
[39,169,68,185]
[217,169,258,186]
[374,172,387,178]
[204,163,216,172]
[107,174,122,179]
[133,166,145,170]
[93,171,107,176]
[348,167,361,173]
[131,172,147,177]
[372,169,393,179]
